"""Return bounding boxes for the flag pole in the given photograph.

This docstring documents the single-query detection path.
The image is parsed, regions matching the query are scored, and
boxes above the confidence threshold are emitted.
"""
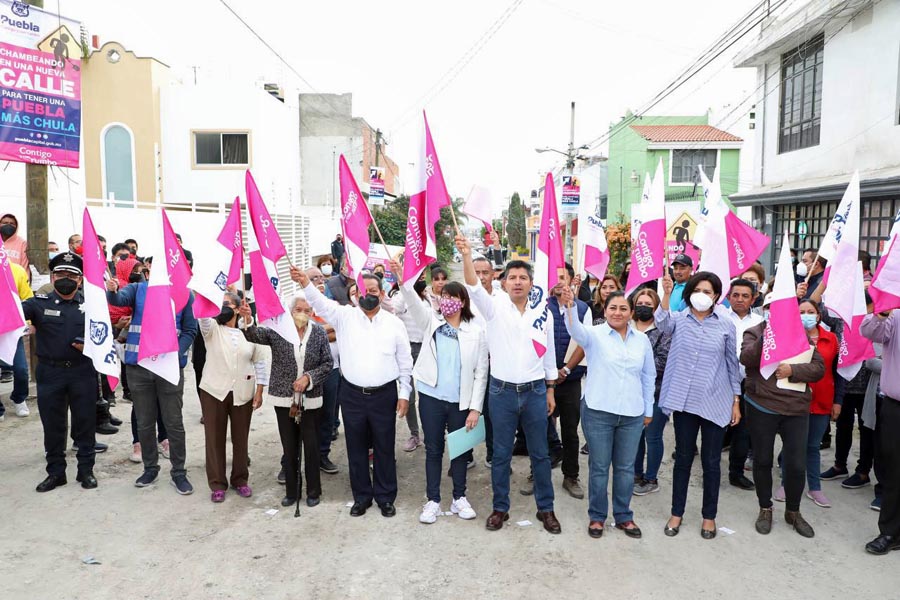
[369,216,392,260]
[448,203,461,237]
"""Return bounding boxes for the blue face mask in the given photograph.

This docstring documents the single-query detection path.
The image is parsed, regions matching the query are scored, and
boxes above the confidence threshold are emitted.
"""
[49,251,60,260]
[800,314,818,330]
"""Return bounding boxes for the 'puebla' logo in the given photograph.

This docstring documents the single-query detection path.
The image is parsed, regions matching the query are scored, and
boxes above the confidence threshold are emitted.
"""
[89,320,109,345]
[11,2,29,18]
[527,285,544,310]
[214,272,228,291]
[270,276,279,290]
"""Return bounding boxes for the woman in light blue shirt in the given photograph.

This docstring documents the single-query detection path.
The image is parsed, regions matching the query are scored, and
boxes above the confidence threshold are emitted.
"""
[562,287,655,540]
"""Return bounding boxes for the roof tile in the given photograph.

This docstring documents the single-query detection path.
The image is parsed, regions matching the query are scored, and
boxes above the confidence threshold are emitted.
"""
[630,125,742,143]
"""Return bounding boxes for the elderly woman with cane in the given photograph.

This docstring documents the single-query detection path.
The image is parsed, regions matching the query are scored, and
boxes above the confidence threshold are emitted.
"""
[239,292,333,508]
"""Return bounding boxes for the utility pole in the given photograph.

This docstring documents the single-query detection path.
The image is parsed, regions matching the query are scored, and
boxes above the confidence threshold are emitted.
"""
[374,128,382,167]
[24,0,48,274]
[564,101,576,262]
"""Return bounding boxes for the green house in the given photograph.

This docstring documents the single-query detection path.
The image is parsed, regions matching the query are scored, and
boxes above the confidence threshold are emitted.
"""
[606,114,743,222]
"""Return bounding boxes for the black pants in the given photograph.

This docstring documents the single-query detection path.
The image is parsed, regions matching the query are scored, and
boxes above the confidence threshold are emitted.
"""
[878,397,900,536]
[554,379,582,479]
[36,362,97,477]
[727,396,752,479]
[746,402,808,512]
[342,380,398,505]
[274,405,321,500]
[834,392,874,474]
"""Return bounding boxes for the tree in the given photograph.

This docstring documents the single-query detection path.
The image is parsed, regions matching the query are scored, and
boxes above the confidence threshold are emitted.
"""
[507,193,526,251]
[368,195,466,267]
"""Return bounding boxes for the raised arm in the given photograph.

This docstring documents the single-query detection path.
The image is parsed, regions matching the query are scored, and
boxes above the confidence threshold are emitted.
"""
[291,266,346,328]
[390,259,433,333]
[860,311,896,344]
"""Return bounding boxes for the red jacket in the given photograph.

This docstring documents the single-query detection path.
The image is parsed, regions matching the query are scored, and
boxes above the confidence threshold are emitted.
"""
[808,326,845,415]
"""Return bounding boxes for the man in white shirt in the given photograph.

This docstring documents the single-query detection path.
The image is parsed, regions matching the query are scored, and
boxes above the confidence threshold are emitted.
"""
[458,236,562,534]
[290,267,413,518]
[725,278,763,491]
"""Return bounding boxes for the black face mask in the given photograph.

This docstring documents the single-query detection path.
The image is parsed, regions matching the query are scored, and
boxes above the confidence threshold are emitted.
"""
[634,305,654,322]
[374,271,384,280]
[413,280,427,294]
[53,277,78,296]
[0,224,15,238]
[128,273,145,283]
[118,253,131,261]
[358,294,380,311]
[215,306,235,325]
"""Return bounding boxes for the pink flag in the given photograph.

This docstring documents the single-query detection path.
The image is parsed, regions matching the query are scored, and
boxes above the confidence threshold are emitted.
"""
[869,208,900,313]
[403,112,452,284]
[191,197,244,319]
[137,211,180,385]
[822,172,860,325]
[339,154,374,287]
[246,171,299,345]
[837,262,876,380]
[463,185,494,232]
[761,231,811,379]
[530,173,564,357]
[725,212,770,276]
[82,208,120,389]
[0,246,25,364]
[625,159,666,295]
[161,210,192,314]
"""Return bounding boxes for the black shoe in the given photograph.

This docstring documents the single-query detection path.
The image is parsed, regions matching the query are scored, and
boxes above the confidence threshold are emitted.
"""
[135,470,159,487]
[550,452,563,469]
[281,496,297,507]
[108,414,123,427]
[729,475,755,490]
[319,457,339,474]
[331,428,339,441]
[96,422,119,435]
[94,442,108,453]
[276,467,286,485]
[105,396,116,407]
[350,500,372,517]
[0,371,12,383]
[865,534,900,555]
[379,502,397,517]
[76,471,98,489]
[36,474,67,493]
[306,496,320,507]
[171,475,194,496]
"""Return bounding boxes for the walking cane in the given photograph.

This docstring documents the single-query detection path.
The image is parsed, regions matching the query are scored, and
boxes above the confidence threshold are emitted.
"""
[293,392,305,518]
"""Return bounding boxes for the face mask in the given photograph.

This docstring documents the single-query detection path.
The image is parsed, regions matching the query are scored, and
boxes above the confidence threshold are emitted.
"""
[796,262,808,278]
[413,280,427,294]
[375,271,384,280]
[758,281,769,295]
[53,277,78,296]
[215,306,235,325]
[800,314,818,330]
[439,296,463,317]
[49,251,60,260]
[128,273,145,283]
[118,253,131,261]
[634,305,654,322]
[321,264,333,276]
[0,224,15,238]
[690,292,714,312]
[358,294,380,311]
[73,246,84,256]
[293,313,310,329]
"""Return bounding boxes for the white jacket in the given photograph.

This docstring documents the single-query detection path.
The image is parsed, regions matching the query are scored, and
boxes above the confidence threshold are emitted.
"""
[400,283,489,412]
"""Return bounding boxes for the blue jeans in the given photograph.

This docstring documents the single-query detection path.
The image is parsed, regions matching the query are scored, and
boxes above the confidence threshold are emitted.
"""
[671,411,726,520]
[0,338,28,413]
[489,377,553,512]
[805,413,830,492]
[319,368,340,458]
[581,402,644,523]
[419,392,469,502]
[634,401,668,481]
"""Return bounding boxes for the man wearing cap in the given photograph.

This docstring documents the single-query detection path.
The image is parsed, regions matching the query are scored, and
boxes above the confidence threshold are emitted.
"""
[669,254,694,312]
[21,252,99,492]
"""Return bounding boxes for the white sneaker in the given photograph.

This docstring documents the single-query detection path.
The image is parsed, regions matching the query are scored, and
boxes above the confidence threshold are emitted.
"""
[130,443,142,464]
[15,403,29,417]
[451,496,476,520]
[0,414,4,422]
[419,500,441,524]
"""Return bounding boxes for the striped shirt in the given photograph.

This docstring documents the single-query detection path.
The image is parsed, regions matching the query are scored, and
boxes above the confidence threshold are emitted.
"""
[655,305,742,427]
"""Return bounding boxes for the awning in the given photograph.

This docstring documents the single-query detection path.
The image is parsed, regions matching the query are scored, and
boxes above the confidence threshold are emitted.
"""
[730,165,900,207]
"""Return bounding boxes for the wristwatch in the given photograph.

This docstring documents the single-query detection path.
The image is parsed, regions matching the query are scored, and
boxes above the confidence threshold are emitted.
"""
[562,366,571,376]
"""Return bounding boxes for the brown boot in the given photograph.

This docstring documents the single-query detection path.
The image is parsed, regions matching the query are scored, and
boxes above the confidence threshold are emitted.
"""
[755,507,773,534]
[785,510,815,538]
[485,510,509,531]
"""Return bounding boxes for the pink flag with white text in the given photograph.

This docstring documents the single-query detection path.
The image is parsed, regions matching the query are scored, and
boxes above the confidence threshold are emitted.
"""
[870,208,900,313]
[761,231,811,379]
[162,210,192,314]
[725,212,769,276]
[0,246,25,364]
[191,197,244,319]
[837,262,876,380]
[339,154,374,288]
[82,208,120,389]
[823,172,860,325]
[530,173,564,357]
[625,159,666,295]
[403,112,452,284]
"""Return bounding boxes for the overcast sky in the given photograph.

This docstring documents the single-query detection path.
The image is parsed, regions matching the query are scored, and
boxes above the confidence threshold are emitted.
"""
[56,0,763,209]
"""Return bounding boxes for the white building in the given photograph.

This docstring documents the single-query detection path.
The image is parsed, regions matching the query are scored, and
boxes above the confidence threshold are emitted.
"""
[731,0,900,267]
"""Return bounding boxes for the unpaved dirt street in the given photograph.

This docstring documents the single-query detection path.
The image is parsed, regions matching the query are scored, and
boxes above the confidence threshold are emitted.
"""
[0,369,896,600]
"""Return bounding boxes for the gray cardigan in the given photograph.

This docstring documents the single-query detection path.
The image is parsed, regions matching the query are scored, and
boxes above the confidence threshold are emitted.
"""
[242,323,333,401]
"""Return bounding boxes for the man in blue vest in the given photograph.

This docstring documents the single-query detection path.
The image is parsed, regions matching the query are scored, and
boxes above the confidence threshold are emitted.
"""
[106,257,198,495]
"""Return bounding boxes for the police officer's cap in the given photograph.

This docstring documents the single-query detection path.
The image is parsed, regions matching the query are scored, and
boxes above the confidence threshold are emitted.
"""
[49,252,83,275]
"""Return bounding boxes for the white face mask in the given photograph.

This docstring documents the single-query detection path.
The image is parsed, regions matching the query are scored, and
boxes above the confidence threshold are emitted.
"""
[796,262,808,278]
[321,264,333,276]
[690,292,714,312]
[758,280,769,295]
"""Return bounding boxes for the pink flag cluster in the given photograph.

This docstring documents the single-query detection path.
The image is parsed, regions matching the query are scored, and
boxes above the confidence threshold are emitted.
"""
[625,159,666,295]
[869,208,900,313]
[82,208,120,389]
[338,155,374,288]
[531,173,565,357]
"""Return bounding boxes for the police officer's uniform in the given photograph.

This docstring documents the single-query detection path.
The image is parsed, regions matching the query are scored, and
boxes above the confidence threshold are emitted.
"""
[22,252,98,491]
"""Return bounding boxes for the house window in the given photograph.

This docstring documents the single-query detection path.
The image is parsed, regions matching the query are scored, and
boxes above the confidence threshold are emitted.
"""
[192,131,250,168]
[671,149,717,183]
[779,34,824,153]
[102,124,135,204]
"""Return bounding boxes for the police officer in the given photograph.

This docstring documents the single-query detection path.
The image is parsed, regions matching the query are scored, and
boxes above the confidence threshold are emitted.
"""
[22,252,99,492]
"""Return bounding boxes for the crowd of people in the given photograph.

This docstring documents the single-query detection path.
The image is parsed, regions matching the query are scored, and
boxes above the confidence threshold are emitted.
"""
[2,217,899,557]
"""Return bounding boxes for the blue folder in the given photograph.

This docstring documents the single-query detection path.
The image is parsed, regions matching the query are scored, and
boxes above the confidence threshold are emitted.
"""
[447,416,485,460]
